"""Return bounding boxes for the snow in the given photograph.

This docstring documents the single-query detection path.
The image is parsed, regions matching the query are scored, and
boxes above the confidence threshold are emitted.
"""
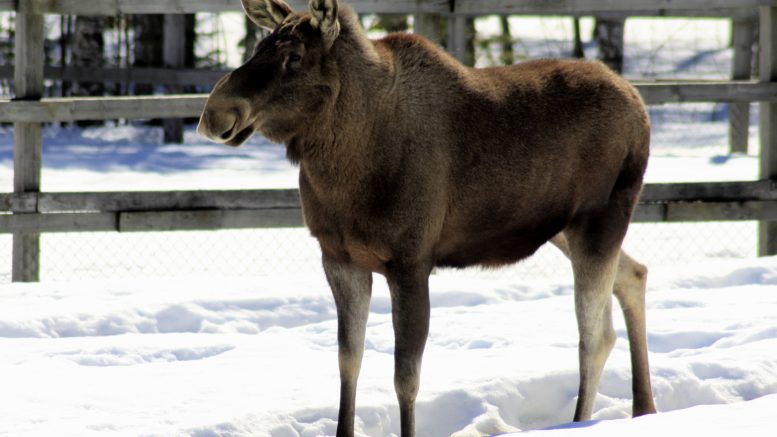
[1,258,777,436]
[1,14,776,437]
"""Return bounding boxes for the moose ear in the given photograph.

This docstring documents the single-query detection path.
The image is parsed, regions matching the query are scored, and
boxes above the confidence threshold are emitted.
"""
[309,0,340,49]
[241,0,294,31]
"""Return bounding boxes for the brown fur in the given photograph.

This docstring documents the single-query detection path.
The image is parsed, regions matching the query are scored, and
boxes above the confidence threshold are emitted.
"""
[199,1,657,435]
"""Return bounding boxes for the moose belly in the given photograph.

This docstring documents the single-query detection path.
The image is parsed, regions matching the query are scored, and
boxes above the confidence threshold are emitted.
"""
[435,218,566,269]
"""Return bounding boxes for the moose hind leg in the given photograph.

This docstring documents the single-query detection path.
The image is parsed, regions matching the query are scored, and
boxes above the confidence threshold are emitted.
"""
[552,234,657,417]
[323,256,373,437]
[386,264,432,437]
[568,239,619,422]
[613,250,657,416]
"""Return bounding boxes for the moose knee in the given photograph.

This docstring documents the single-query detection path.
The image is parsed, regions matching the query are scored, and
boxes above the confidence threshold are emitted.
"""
[630,261,648,287]
[394,363,421,402]
[614,256,648,309]
[603,323,617,353]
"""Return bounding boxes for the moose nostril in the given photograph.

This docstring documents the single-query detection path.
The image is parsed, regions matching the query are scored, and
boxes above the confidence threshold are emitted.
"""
[197,108,242,143]
[219,126,234,141]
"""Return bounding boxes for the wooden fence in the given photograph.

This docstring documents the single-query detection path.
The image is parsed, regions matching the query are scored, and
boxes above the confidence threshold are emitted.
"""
[1,0,776,281]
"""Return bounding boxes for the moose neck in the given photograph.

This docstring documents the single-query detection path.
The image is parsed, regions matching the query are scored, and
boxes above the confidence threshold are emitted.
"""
[295,7,397,192]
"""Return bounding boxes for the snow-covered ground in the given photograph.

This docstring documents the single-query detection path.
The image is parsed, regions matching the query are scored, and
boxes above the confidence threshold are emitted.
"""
[1,257,776,436]
[1,14,775,437]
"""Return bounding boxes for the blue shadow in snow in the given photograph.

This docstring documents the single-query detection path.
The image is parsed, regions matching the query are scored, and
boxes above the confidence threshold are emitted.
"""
[541,420,602,431]
[710,155,731,165]
[489,420,601,436]
[675,48,726,73]
[0,123,289,174]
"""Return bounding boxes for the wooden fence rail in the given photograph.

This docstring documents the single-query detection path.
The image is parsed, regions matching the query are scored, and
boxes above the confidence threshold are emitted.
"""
[4,181,777,214]
[0,65,229,87]
[6,0,773,16]
[3,182,777,234]
[0,82,775,123]
[2,0,777,281]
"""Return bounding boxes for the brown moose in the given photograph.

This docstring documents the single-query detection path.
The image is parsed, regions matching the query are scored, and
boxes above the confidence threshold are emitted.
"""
[198,0,657,435]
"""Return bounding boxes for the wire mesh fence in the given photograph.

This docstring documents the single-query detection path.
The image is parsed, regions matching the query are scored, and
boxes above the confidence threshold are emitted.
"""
[0,221,760,284]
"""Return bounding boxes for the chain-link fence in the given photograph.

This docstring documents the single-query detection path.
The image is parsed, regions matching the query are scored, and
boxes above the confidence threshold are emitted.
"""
[0,221,759,283]
[0,16,766,283]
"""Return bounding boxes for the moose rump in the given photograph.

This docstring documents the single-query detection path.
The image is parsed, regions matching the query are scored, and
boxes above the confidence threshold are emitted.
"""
[197,0,657,436]
[429,59,649,270]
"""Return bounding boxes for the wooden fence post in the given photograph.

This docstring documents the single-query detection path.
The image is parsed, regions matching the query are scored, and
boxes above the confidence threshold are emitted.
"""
[759,6,777,256]
[163,14,185,143]
[414,5,445,47]
[12,13,44,282]
[447,15,468,64]
[729,18,756,154]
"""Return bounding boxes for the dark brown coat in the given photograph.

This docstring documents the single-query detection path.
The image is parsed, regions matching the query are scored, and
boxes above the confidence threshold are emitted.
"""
[198,1,656,436]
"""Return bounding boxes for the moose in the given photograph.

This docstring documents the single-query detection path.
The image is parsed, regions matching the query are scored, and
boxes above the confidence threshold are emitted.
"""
[198,0,657,435]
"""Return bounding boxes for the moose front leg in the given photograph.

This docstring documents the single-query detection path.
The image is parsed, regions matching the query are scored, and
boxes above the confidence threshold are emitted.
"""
[323,256,373,437]
[386,264,432,437]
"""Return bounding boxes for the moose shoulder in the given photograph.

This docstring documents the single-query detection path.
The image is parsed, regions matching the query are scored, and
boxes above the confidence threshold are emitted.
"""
[198,0,657,436]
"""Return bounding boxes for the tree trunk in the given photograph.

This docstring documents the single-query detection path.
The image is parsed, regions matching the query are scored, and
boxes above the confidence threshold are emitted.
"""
[444,16,475,66]
[71,16,104,97]
[375,15,409,33]
[133,14,164,95]
[184,14,196,69]
[500,16,514,65]
[415,13,446,48]
[464,17,476,67]
[1,14,16,96]
[594,16,625,73]
[572,17,585,59]
[242,16,259,62]
[729,18,757,154]
[71,16,105,126]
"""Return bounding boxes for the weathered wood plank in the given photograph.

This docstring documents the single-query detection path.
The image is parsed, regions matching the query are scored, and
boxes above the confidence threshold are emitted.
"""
[639,180,777,203]
[36,189,301,212]
[17,0,769,16]
[453,1,773,15]
[13,12,45,282]
[118,209,304,231]
[1,82,774,123]
[635,81,777,105]
[759,6,777,255]
[631,204,666,222]
[729,18,756,154]
[5,201,777,234]
[3,182,777,214]
[665,201,777,222]
[19,0,447,15]
[0,95,207,122]
[760,7,777,182]
[1,183,776,234]
[0,192,37,213]
[632,201,777,222]
[0,65,228,87]
[0,213,117,233]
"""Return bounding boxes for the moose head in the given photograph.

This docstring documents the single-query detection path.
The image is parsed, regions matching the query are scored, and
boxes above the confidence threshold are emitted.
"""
[197,0,342,147]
